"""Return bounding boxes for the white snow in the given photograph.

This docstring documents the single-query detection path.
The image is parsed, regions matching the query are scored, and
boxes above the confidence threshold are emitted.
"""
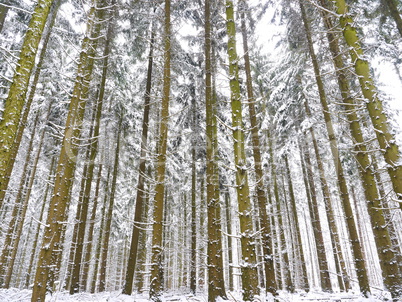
[0,289,392,302]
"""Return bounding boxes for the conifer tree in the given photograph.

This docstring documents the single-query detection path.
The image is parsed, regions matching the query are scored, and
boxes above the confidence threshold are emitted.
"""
[225,0,259,299]
[149,0,171,300]
[239,0,276,294]
[330,0,402,206]
[0,0,55,209]
[205,0,227,300]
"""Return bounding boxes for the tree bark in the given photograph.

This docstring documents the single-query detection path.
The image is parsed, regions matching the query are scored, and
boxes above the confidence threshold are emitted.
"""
[149,0,171,300]
[123,19,155,296]
[224,0,259,299]
[239,0,277,295]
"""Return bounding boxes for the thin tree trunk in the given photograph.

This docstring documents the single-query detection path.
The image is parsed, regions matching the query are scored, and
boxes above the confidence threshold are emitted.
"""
[284,155,310,292]
[267,133,292,292]
[81,164,103,291]
[123,20,155,296]
[299,137,332,292]
[224,191,234,292]
[190,87,197,294]
[98,118,122,292]
[90,168,111,294]
[25,156,56,288]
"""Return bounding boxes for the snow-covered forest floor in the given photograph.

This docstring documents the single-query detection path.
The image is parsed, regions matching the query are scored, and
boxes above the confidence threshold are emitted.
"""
[0,289,393,302]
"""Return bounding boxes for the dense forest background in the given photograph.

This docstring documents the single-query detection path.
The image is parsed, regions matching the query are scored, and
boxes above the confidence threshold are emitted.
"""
[0,0,402,301]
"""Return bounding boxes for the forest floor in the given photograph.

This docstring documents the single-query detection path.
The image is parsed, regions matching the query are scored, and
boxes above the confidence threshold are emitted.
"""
[0,288,392,302]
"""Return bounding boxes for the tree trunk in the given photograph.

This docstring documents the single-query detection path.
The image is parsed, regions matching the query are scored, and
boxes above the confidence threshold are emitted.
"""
[123,19,155,296]
[80,164,102,291]
[90,167,111,294]
[204,1,226,301]
[239,0,277,295]
[98,118,122,292]
[25,156,56,288]
[224,0,259,299]
[267,132,292,291]
[303,101,350,292]
[149,0,171,300]
[284,155,310,292]
[0,0,59,207]
[70,5,114,292]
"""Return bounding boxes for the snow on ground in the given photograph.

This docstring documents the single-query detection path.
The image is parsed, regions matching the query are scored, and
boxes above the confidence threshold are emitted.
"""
[0,289,392,302]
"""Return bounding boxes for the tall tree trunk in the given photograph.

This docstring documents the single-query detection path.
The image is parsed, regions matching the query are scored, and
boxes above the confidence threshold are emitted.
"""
[225,0,259,299]
[330,0,402,206]
[31,1,107,299]
[267,133,292,291]
[149,0,171,300]
[123,20,155,296]
[239,0,277,295]
[204,1,226,301]
[0,0,59,207]
[298,0,371,295]
[98,118,122,292]
[190,87,197,294]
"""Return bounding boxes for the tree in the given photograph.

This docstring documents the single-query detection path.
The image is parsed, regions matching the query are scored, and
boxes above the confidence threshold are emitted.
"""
[0,0,55,210]
[123,17,156,295]
[239,0,276,294]
[204,0,226,301]
[224,0,259,299]
[149,0,171,300]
